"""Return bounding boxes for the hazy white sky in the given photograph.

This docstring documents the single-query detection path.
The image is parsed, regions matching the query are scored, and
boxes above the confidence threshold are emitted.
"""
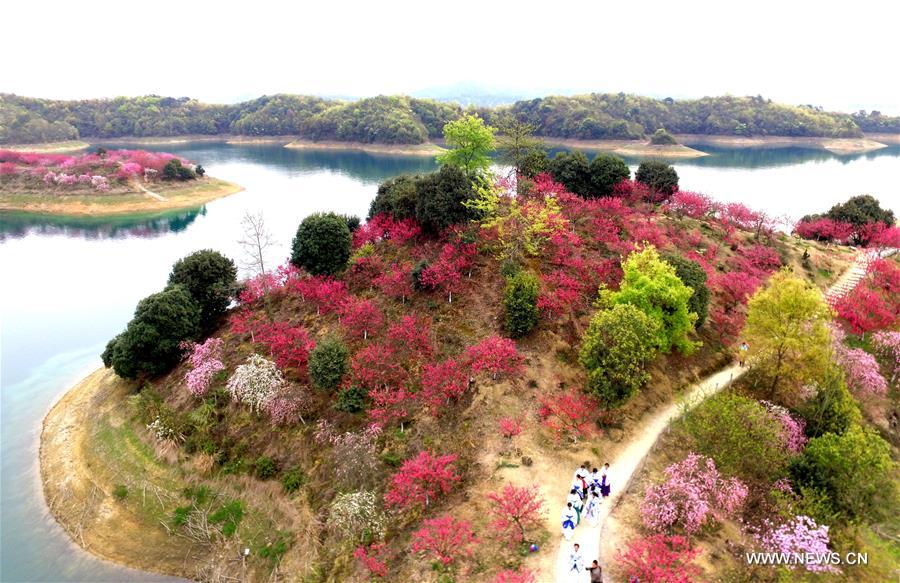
[2,0,897,113]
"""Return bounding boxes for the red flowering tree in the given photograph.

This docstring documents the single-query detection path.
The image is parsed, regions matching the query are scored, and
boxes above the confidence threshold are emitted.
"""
[411,515,476,568]
[353,214,421,248]
[834,286,896,334]
[486,484,545,544]
[374,262,413,303]
[339,297,384,340]
[617,534,702,583]
[667,190,717,219]
[420,243,476,303]
[285,276,349,315]
[368,385,415,430]
[384,450,460,511]
[537,270,584,318]
[256,320,315,374]
[498,417,522,438]
[420,358,470,415]
[538,390,598,443]
[386,313,434,363]
[493,569,536,583]
[464,335,525,380]
[350,343,408,391]
[354,543,389,579]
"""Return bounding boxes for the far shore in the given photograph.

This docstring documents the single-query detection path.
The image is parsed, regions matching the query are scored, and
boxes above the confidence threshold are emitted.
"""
[543,137,709,158]
[2,140,91,153]
[0,177,243,217]
[284,139,445,156]
[675,133,889,154]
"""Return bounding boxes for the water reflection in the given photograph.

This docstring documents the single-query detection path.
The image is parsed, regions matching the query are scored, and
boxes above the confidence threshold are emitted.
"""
[0,207,204,241]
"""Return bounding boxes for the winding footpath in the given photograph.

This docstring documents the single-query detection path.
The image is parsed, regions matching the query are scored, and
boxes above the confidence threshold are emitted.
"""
[551,248,878,582]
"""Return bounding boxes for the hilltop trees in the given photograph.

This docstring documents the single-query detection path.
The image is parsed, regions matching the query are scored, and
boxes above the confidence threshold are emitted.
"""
[547,151,591,197]
[742,270,832,401]
[635,160,679,201]
[414,166,479,234]
[436,114,495,176]
[167,250,237,332]
[291,212,352,276]
[102,286,201,379]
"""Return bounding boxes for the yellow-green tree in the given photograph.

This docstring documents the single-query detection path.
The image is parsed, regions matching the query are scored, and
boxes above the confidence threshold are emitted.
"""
[743,269,832,402]
[436,114,495,176]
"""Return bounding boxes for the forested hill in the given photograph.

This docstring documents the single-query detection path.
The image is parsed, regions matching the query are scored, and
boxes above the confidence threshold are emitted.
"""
[3,92,897,145]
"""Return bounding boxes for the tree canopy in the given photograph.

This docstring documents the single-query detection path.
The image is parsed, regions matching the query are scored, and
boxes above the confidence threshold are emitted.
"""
[167,250,237,332]
[436,114,496,176]
[290,212,352,276]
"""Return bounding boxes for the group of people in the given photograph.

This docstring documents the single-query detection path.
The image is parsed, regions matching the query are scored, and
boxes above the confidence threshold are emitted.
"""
[561,462,611,539]
[561,463,611,582]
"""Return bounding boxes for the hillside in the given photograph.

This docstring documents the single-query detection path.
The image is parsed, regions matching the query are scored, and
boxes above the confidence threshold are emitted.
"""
[41,145,900,583]
[4,92,897,146]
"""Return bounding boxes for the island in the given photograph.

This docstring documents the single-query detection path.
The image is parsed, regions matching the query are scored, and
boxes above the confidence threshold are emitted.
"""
[0,148,242,216]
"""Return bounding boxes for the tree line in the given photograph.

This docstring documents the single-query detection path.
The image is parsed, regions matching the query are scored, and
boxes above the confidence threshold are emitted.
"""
[4,91,895,145]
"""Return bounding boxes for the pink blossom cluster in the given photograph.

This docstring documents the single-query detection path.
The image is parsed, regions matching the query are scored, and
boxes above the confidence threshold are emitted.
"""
[749,515,838,573]
[352,213,422,248]
[761,401,808,454]
[181,338,225,397]
[641,453,748,534]
[831,326,889,397]
[666,190,717,219]
[0,149,189,185]
[498,417,522,438]
[872,331,900,384]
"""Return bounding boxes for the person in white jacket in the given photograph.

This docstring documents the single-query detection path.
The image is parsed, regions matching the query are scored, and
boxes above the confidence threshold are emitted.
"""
[561,503,577,540]
[584,488,602,527]
[567,487,584,525]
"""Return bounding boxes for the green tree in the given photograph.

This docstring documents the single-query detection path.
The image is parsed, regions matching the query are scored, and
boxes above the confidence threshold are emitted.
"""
[662,254,709,328]
[588,153,630,197]
[496,116,546,178]
[635,160,679,200]
[162,158,196,181]
[681,391,790,483]
[799,367,861,438]
[824,194,895,227]
[309,336,349,391]
[368,175,419,220]
[504,271,540,338]
[580,304,659,407]
[436,113,495,176]
[547,150,591,196]
[743,270,832,403]
[605,246,698,354]
[290,212,352,276]
[649,128,678,145]
[414,165,478,234]
[790,425,896,524]
[167,250,237,332]
[102,286,201,379]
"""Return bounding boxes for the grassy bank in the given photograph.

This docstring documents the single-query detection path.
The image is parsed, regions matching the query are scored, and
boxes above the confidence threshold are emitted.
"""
[284,139,445,156]
[676,134,888,154]
[3,140,91,153]
[544,138,709,158]
[0,177,243,216]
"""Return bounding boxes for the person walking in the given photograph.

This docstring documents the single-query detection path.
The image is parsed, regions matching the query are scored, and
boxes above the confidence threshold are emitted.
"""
[561,503,576,540]
[584,488,602,527]
[586,559,603,582]
[738,340,750,367]
[567,487,584,525]
[568,543,584,578]
[600,463,611,499]
[574,463,589,498]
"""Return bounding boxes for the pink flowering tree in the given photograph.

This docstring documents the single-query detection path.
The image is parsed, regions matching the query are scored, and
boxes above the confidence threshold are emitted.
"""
[420,243,476,303]
[749,515,838,573]
[420,357,470,414]
[493,569,536,583]
[339,297,384,341]
[498,417,522,439]
[761,401,808,454]
[354,543,389,580]
[464,335,525,380]
[486,484,545,544]
[411,515,476,569]
[617,534,702,582]
[641,453,748,535]
[256,320,315,375]
[872,331,900,385]
[374,262,413,303]
[386,313,434,363]
[832,327,889,397]
[384,450,460,511]
[180,338,225,397]
[538,390,598,444]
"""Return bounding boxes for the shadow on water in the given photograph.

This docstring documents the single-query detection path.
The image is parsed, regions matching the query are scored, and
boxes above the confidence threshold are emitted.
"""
[0,207,205,241]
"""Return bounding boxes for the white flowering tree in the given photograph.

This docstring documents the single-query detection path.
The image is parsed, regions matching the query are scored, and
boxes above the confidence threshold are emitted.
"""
[226,354,284,412]
[328,491,386,544]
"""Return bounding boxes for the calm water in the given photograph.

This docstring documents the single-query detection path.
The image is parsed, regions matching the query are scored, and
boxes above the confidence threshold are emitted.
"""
[1,142,898,581]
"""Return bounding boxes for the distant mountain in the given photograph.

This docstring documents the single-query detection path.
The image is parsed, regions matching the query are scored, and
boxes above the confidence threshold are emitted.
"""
[412,82,539,107]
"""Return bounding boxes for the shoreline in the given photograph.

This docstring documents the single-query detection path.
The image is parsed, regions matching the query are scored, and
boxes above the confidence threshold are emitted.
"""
[284,138,445,156]
[2,140,91,153]
[675,133,889,154]
[0,177,243,217]
[543,137,709,158]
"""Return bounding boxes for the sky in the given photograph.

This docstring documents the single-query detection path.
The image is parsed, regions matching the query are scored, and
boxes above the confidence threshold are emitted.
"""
[2,0,898,114]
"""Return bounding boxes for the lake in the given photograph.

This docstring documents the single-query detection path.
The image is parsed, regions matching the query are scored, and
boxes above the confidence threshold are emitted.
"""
[1,141,898,581]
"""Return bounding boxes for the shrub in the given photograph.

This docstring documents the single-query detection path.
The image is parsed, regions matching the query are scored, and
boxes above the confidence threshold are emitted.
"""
[162,158,195,180]
[790,424,896,524]
[504,271,540,338]
[635,160,678,201]
[336,385,368,413]
[547,150,591,196]
[113,484,128,500]
[617,535,702,582]
[486,484,545,543]
[414,165,478,234]
[328,491,386,543]
[579,304,659,407]
[209,500,243,537]
[411,515,477,568]
[649,128,678,145]
[255,456,278,480]
[681,391,790,482]
[369,175,419,220]
[309,336,349,391]
[102,286,201,379]
[588,153,630,197]
[167,249,237,331]
[749,515,837,574]
[281,466,305,493]
[290,212,352,276]
[384,450,460,511]
[663,254,709,328]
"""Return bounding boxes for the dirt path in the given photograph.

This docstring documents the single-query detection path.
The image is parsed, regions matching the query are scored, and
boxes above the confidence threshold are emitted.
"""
[549,249,875,582]
[135,181,167,201]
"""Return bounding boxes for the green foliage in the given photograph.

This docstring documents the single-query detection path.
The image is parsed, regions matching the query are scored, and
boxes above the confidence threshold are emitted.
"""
[335,385,368,413]
[579,304,659,407]
[281,466,306,493]
[495,116,547,177]
[290,212,352,276]
[436,114,496,176]
[635,160,679,199]
[682,391,789,482]
[743,269,832,402]
[162,158,196,181]
[258,532,291,564]
[343,214,361,232]
[301,95,431,144]
[662,254,709,328]
[588,153,630,197]
[369,175,419,220]
[309,336,349,391]
[504,271,540,338]
[102,286,201,379]
[414,165,478,234]
[113,484,128,500]
[649,128,678,145]
[605,246,698,355]
[799,367,861,438]
[790,424,896,524]
[412,259,430,290]
[547,150,591,196]
[167,249,237,332]
[209,500,244,537]
[823,194,895,227]
[255,456,278,480]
